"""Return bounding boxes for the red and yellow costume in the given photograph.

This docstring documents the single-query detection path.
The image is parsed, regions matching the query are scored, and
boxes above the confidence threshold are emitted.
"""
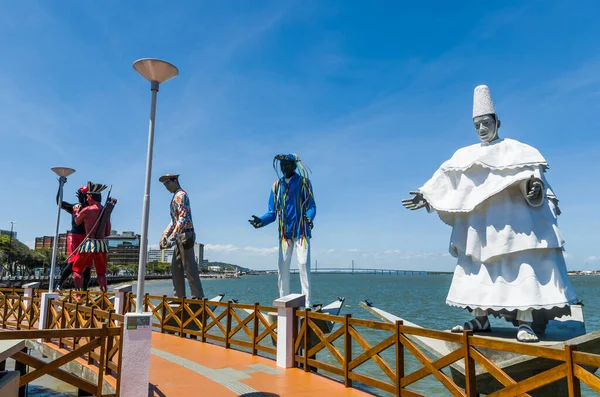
[73,182,111,291]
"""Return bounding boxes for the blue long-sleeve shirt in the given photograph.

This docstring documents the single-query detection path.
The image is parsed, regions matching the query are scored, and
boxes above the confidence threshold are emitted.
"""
[260,173,316,240]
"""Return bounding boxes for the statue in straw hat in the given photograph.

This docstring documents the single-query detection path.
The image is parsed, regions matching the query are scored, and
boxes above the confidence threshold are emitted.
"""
[402,85,578,342]
[159,173,205,299]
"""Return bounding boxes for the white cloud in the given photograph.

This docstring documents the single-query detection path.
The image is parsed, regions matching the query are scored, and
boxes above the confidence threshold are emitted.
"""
[586,255,600,262]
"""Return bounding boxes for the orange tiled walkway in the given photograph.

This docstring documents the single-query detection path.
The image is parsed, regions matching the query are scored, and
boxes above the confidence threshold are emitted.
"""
[149,332,373,396]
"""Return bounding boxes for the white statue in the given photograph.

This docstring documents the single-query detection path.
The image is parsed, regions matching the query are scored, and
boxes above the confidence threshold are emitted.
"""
[402,85,578,343]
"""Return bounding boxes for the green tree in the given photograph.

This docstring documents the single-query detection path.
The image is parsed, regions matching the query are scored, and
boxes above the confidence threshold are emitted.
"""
[0,235,41,274]
[125,264,138,275]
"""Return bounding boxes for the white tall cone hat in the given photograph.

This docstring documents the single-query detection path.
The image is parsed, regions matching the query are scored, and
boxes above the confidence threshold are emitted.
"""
[473,85,496,118]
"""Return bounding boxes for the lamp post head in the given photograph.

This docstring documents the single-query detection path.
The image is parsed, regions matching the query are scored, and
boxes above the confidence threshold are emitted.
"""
[51,167,76,177]
[133,58,179,84]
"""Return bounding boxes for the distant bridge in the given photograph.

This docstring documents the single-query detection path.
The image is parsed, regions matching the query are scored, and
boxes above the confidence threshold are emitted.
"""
[279,267,452,275]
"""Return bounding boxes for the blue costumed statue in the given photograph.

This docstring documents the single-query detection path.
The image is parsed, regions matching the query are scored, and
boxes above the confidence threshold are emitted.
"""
[249,154,316,308]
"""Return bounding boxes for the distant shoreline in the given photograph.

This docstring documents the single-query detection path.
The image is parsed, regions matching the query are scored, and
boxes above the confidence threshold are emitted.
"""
[0,273,240,289]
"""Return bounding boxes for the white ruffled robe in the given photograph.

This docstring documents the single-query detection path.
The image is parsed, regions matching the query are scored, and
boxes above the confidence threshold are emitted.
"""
[419,138,578,321]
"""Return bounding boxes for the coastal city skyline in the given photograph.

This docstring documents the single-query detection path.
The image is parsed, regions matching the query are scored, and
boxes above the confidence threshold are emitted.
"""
[2,2,600,271]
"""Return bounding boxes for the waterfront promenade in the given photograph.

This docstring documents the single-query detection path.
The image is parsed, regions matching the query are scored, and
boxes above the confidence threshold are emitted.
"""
[149,332,370,396]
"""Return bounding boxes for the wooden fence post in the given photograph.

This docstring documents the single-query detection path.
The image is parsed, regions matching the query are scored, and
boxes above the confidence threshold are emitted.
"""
[59,300,66,348]
[225,300,232,349]
[88,306,97,365]
[252,303,259,355]
[105,311,114,375]
[1,295,7,329]
[16,295,22,330]
[565,344,582,397]
[201,298,207,343]
[101,291,106,310]
[27,297,34,330]
[463,330,477,397]
[74,302,81,347]
[344,313,352,388]
[180,297,186,338]
[304,309,310,372]
[395,320,404,396]
[160,295,167,333]
[96,324,108,397]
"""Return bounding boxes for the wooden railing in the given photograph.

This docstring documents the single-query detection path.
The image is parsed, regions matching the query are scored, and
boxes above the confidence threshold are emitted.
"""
[57,289,116,311]
[141,294,278,357]
[3,287,600,396]
[0,287,25,296]
[293,309,600,397]
[0,294,40,330]
[46,298,123,377]
[0,291,123,396]
[1,287,116,310]
[1,327,120,396]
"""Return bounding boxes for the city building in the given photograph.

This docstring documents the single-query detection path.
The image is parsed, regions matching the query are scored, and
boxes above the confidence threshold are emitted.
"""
[148,249,162,263]
[34,233,68,256]
[148,248,174,263]
[194,243,204,267]
[106,231,140,265]
[0,229,17,239]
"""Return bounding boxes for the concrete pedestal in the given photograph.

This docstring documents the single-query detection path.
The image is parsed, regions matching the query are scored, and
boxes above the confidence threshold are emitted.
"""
[120,312,152,397]
[273,294,305,368]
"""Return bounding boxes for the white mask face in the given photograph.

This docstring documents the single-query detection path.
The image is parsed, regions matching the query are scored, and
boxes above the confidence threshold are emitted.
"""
[473,115,499,143]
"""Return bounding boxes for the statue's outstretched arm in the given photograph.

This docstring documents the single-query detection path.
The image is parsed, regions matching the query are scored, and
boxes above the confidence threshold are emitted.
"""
[401,191,429,211]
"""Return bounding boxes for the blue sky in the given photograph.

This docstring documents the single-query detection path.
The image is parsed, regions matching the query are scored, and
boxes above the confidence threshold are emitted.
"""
[1,1,600,271]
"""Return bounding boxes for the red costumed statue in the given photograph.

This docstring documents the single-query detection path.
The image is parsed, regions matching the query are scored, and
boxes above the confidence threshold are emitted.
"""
[73,182,112,292]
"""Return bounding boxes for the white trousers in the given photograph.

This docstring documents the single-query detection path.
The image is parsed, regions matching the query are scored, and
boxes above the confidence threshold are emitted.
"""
[278,238,311,308]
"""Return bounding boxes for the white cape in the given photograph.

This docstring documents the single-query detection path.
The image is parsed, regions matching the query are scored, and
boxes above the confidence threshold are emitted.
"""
[418,138,577,312]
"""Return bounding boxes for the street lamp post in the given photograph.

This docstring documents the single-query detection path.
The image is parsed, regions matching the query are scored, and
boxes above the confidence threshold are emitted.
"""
[49,167,76,292]
[133,58,179,313]
[7,221,16,274]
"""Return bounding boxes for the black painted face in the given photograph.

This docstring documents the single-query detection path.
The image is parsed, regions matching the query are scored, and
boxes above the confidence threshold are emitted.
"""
[163,178,179,193]
[280,160,296,178]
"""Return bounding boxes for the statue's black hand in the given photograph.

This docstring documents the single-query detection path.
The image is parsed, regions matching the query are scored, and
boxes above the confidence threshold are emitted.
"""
[248,215,263,229]
[401,191,428,211]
